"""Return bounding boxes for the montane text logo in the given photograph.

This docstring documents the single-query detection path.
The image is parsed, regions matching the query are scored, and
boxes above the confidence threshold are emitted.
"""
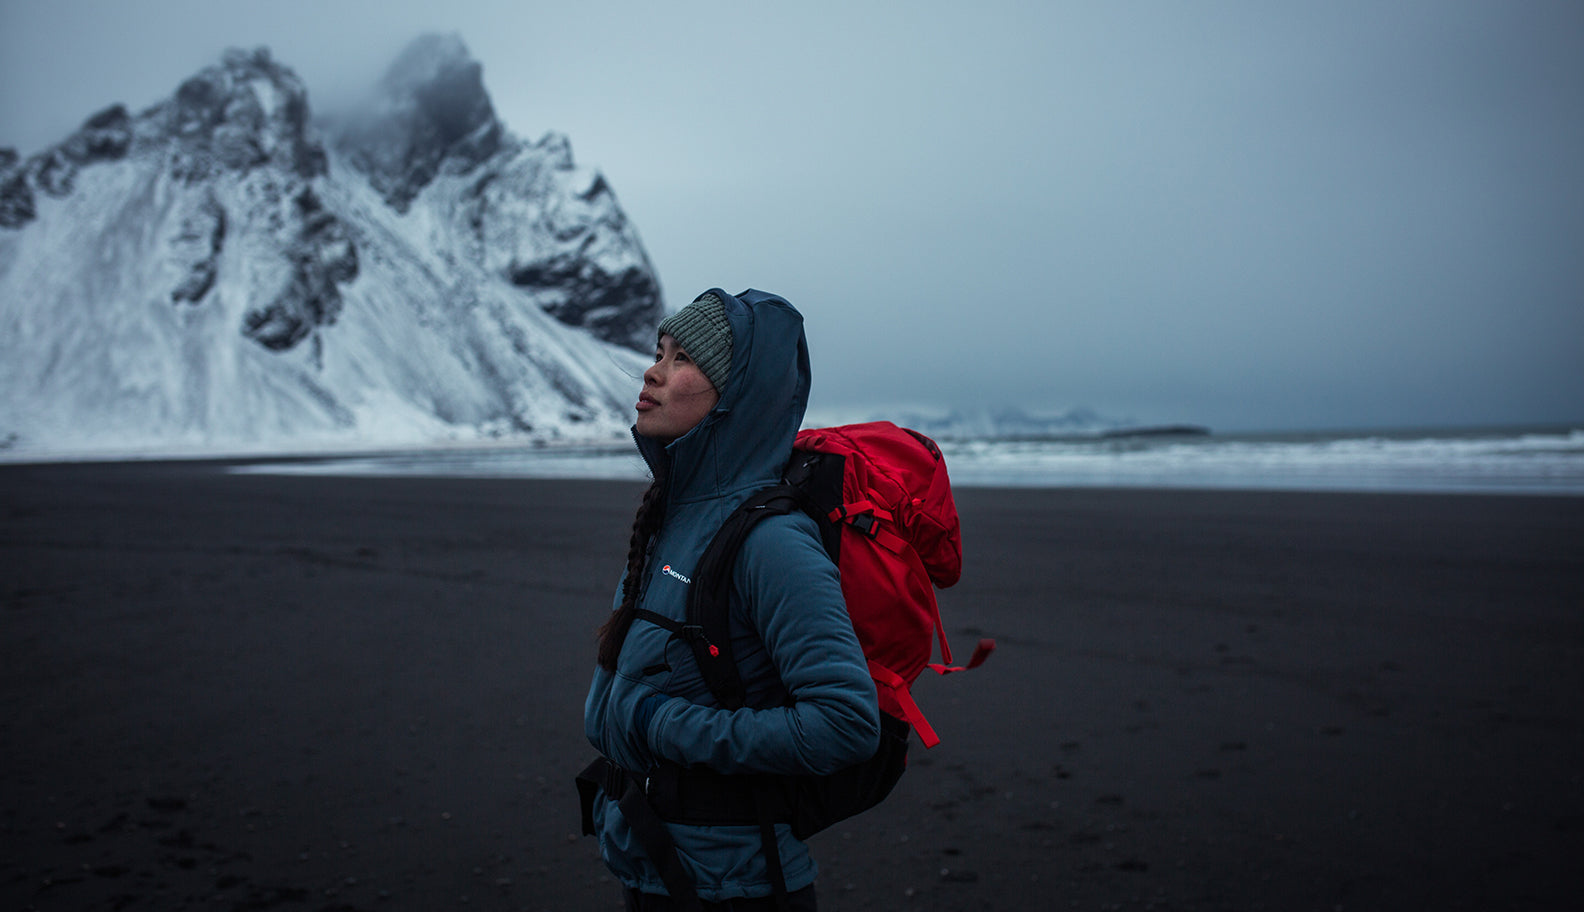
[661,564,692,584]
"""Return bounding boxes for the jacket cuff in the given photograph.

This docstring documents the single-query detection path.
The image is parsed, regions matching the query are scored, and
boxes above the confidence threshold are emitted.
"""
[636,692,670,754]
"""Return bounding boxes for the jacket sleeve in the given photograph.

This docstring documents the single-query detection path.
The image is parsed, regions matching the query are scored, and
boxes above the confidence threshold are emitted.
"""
[644,512,881,776]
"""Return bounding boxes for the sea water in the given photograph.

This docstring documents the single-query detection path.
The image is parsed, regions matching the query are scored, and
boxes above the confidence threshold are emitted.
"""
[937,426,1584,493]
[233,425,1584,495]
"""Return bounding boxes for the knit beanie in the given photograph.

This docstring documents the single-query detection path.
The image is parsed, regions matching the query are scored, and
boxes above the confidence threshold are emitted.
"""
[656,292,733,394]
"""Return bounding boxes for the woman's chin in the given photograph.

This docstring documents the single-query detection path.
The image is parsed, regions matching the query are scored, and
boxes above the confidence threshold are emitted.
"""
[633,415,668,442]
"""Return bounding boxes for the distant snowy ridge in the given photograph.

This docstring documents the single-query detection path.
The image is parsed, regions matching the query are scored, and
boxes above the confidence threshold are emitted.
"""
[0,34,659,459]
[802,405,1131,440]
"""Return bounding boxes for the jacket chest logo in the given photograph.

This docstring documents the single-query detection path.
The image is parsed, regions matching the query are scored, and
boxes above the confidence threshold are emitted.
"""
[660,564,692,585]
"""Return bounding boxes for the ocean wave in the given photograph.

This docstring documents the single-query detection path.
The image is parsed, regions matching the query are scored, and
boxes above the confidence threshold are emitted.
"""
[939,428,1584,492]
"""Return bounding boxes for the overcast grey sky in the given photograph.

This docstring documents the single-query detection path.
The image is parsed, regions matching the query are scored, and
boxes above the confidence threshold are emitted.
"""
[3,0,1581,431]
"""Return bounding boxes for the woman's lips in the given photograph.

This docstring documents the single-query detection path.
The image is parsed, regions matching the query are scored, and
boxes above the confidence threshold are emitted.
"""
[636,393,659,411]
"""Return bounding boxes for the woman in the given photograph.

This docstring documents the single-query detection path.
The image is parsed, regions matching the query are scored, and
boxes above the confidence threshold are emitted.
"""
[583,289,881,910]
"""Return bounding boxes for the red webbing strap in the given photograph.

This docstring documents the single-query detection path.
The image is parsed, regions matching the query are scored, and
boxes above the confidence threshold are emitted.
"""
[869,661,940,749]
[926,638,996,676]
[829,500,909,554]
[829,499,881,524]
[872,525,908,555]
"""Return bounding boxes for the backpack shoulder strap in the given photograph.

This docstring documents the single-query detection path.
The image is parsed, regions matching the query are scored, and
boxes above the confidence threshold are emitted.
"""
[684,484,801,710]
[683,450,844,710]
[782,448,844,562]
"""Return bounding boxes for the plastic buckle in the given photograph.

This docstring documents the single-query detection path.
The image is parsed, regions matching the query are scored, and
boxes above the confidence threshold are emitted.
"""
[850,513,878,538]
[682,625,721,658]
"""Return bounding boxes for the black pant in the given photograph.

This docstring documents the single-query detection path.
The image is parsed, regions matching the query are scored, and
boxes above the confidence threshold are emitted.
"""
[623,884,817,911]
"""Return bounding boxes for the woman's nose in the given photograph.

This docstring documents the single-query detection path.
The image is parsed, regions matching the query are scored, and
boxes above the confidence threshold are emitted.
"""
[643,361,662,385]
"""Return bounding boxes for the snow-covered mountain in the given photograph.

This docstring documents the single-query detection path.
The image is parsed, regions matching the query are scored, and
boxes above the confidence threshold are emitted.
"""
[0,34,660,458]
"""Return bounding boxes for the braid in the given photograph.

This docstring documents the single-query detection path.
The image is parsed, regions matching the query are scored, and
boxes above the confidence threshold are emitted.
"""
[596,475,668,670]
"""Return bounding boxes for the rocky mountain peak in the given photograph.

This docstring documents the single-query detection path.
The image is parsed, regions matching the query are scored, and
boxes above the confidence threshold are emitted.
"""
[0,46,326,229]
[333,33,503,212]
[149,46,327,181]
[1,103,133,226]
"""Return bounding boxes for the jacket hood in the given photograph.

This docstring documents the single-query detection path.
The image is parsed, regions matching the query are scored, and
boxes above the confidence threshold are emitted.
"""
[635,288,810,504]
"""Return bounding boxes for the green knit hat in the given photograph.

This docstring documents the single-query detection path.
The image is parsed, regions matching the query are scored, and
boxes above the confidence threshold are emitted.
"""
[656,292,732,394]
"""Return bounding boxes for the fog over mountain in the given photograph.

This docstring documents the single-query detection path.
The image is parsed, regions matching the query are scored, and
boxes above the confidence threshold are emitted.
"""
[0,35,661,458]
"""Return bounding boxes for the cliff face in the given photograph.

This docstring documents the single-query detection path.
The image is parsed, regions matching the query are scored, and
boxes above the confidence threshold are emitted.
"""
[0,36,661,457]
[327,33,662,352]
[333,33,503,214]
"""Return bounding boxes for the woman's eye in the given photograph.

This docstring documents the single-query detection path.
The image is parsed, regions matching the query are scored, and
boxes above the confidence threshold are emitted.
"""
[675,352,691,363]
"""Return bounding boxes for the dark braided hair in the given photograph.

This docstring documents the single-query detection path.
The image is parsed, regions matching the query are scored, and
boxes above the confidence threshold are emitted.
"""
[596,474,668,670]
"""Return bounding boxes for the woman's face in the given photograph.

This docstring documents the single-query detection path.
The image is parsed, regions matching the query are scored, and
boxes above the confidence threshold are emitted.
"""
[635,333,720,443]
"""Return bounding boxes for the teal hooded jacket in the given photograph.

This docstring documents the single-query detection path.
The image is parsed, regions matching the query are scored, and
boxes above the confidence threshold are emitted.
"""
[583,289,881,901]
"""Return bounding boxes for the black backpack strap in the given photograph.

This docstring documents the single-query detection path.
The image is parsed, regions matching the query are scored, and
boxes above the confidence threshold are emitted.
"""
[617,777,704,911]
[684,485,801,709]
[682,450,846,710]
[781,449,845,562]
[675,481,819,911]
[576,756,706,910]
[576,757,619,836]
[753,786,793,912]
[629,608,718,666]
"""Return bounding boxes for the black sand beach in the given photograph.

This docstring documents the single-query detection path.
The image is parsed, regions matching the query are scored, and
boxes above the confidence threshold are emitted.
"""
[3,463,1581,911]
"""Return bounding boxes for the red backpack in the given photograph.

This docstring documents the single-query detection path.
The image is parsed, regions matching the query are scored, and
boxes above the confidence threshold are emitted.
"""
[683,421,993,748]
[786,422,993,746]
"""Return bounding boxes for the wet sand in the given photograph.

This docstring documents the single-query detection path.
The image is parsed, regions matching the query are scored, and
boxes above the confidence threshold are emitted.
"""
[2,462,1581,911]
